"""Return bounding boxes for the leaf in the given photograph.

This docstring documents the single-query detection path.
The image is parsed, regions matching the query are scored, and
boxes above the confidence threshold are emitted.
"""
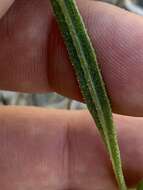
[50,1,127,189]
[137,181,143,190]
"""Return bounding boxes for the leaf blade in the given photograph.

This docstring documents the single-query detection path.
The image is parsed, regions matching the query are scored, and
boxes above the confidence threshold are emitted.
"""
[50,1,127,189]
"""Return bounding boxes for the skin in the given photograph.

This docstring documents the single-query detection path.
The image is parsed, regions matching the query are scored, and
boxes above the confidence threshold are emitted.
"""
[0,0,143,189]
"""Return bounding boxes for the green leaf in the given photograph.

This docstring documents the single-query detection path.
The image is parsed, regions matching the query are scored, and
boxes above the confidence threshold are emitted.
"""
[137,181,143,190]
[50,1,127,190]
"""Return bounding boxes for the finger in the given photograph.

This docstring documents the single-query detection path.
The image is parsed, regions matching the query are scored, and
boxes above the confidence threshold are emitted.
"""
[0,1,143,116]
[0,0,14,18]
[0,107,142,189]
[50,1,143,116]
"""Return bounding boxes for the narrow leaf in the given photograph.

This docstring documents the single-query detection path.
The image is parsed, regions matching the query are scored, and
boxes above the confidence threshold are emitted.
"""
[50,1,127,189]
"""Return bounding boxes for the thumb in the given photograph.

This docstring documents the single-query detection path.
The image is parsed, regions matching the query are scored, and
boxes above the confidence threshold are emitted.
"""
[0,0,143,116]
[0,0,14,18]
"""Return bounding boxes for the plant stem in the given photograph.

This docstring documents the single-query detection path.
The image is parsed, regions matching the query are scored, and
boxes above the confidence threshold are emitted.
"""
[50,1,127,189]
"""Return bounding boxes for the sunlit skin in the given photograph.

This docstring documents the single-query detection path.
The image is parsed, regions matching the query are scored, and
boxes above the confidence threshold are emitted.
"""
[0,0,143,189]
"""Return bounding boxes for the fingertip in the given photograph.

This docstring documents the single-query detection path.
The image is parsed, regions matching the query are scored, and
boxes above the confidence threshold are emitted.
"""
[50,0,143,116]
[1,0,143,116]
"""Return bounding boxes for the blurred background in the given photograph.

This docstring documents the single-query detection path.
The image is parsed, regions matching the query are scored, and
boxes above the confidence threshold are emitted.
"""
[0,0,142,110]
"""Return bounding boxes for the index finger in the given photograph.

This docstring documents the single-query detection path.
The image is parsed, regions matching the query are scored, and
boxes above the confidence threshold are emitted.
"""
[0,107,142,189]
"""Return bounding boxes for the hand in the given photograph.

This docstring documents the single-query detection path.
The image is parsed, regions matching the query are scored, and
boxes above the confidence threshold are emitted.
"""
[0,1,143,189]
